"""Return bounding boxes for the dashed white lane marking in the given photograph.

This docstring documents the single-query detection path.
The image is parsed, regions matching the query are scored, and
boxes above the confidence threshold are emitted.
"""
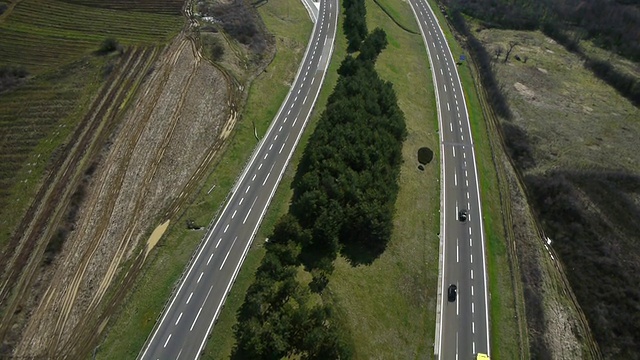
[452,147,456,157]
[311,77,315,85]
[469,227,472,235]
[207,252,214,265]
[263,153,268,160]
[197,272,203,283]
[251,173,256,181]
[440,68,443,75]
[465,170,468,177]
[216,237,222,248]
[232,209,237,219]
[243,197,258,224]
[470,238,473,247]
[466,180,469,187]
[175,312,183,325]
[303,94,308,104]
[459,126,463,133]
[471,269,474,279]
[457,238,459,263]
[444,84,447,92]
[467,192,470,199]
[471,253,474,264]
[472,285,474,296]
[472,322,475,334]
[454,171,458,186]
[262,163,276,186]
[473,342,476,354]
[454,93,457,99]
[450,122,453,132]
[164,334,172,348]
[457,105,460,111]
[190,285,213,331]
[294,96,298,102]
[279,134,290,154]
[461,134,465,141]
[447,103,450,111]
[457,112,460,117]
[239,197,244,205]
[287,109,291,115]
[463,152,466,159]
[297,88,301,94]
[269,143,273,150]
[186,292,193,304]
[258,163,263,170]
[472,302,475,313]
[292,116,298,126]
[219,236,238,270]
[223,224,229,233]
[246,185,251,193]
[437,54,440,60]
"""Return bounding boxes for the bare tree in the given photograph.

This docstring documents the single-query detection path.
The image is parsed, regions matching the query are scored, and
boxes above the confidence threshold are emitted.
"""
[494,45,504,61]
[504,41,518,63]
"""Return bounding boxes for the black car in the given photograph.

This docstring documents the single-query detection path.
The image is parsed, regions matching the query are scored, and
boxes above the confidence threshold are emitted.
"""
[459,209,468,222]
[447,284,457,302]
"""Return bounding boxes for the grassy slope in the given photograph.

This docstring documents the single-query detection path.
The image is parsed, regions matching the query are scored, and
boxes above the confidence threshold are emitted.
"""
[96,0,314,358]
[424,1,522,358]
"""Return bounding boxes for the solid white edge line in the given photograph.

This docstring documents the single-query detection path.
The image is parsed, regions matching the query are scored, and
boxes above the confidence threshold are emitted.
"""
[408,0,447,356]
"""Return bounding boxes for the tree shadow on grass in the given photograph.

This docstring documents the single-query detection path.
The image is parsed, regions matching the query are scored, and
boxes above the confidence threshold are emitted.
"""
[340,240,387,266]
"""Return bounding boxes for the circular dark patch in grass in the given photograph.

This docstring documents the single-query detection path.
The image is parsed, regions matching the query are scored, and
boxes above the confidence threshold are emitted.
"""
[418,147,434,165]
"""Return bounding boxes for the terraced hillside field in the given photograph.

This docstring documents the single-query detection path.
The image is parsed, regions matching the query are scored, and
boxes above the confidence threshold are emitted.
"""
[0,0,190,357]
[0,0,182,73]
[0,0,182,248]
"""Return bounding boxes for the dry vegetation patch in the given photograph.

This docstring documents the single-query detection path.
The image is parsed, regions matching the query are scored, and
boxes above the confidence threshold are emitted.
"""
[476,27,640,359]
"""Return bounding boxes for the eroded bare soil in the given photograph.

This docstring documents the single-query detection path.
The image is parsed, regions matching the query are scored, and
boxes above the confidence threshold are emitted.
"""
[1,34,233,358]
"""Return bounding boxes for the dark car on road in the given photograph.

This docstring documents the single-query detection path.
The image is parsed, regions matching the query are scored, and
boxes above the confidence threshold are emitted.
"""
[459,209,468,222]
[448,284,457,302]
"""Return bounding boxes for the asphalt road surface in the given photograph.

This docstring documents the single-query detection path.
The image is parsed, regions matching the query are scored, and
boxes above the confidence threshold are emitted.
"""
[407,1,491,359]
[138,0,338,358]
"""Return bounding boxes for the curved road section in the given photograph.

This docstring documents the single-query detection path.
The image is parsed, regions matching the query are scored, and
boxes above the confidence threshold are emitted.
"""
[138,0,338,358]
[407,1,491,359]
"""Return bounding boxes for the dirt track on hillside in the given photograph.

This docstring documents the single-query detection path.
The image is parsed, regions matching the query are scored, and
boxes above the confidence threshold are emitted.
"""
[0,33,234,358]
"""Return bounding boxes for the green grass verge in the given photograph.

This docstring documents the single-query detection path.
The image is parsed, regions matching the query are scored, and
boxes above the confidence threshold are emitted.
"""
[425,0,522,358]
[95,0,314,358]
[323,0,439,358]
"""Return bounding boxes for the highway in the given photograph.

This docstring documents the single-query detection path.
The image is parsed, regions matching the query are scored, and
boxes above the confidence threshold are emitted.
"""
[138,0,338,358]
[407,0,491,359]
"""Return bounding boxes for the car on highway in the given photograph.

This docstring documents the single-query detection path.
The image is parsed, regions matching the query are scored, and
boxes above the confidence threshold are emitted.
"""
[458,209,468,222]
[447,284,457,302]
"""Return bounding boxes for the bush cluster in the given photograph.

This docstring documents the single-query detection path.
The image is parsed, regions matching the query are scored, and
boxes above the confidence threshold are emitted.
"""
[199,0,268,54]
[0,66,28,93]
